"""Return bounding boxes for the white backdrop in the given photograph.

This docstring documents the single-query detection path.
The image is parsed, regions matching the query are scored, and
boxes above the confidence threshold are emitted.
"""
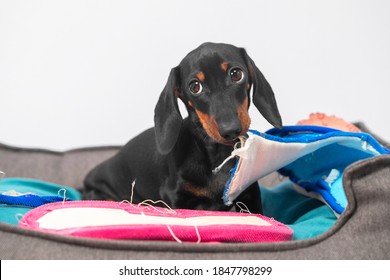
[1,0,389,150]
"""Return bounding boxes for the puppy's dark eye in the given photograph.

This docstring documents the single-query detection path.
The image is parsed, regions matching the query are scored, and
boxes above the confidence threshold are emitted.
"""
[230,68,244,83]
[189,80,203,95]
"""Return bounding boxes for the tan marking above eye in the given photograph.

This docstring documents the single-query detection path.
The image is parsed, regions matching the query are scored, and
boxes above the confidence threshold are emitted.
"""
[220,62,229,72]
[196,72,205,82]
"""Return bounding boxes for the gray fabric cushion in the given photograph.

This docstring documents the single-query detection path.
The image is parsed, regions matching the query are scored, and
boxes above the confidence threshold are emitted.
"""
[0,143,119,190]
[0,126,389,259]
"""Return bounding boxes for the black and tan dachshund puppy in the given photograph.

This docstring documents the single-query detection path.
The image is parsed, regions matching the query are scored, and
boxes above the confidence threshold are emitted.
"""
[83,43,282,213]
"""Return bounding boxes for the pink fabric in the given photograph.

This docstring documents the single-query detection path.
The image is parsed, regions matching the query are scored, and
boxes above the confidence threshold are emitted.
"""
[19,201,292,243]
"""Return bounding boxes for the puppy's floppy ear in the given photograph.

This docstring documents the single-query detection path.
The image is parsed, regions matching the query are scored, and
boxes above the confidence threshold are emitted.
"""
[241,49,283,128]
[154,67,183,155]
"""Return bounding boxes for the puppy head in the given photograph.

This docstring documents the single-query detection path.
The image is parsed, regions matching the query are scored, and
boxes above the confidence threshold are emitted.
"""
[154,42,282,155]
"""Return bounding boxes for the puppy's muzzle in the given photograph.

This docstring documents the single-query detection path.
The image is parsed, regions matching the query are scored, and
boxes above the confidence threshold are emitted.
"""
[218,120,242,141]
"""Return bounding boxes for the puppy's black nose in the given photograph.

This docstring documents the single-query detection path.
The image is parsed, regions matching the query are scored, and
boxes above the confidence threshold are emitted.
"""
[219,122,242,140]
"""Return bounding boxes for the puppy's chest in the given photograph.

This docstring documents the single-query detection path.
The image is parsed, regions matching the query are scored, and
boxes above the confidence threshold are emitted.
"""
[179,157,236,199]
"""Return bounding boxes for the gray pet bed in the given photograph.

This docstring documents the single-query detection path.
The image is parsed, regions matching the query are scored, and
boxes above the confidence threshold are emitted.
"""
[0,123,389,259]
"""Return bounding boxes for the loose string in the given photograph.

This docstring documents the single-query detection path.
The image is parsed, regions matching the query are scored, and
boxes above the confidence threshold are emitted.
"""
[130,179,136,204]
[235,201,251,214]
[138,199,177,214]
[0,170,5,181]
[15,213,28,226]
[166,225,183,243]
[127,179,177,214]
[193,223,201,244]
[212,154,236,174]
[57,189,67,205]
[166,223,201,244]
[212,136,247,174]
